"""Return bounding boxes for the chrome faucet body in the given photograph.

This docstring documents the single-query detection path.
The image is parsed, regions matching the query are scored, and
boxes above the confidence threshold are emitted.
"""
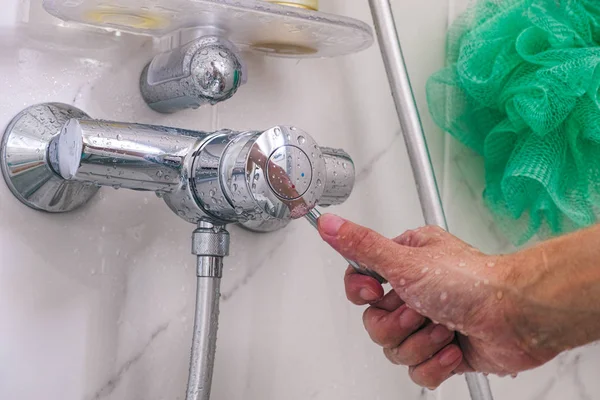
[43,106,353,226]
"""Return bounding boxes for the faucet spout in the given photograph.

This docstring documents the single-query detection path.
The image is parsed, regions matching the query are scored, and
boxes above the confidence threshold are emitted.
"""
[140,36,246,114]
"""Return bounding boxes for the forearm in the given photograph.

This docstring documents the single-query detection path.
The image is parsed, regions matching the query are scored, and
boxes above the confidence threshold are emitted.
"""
[508,224,600,354]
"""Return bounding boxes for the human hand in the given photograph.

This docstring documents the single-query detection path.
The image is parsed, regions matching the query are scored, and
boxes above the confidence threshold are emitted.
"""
[317,214,563,389]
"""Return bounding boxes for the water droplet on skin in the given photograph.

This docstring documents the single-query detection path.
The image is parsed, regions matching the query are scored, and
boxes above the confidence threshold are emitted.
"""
[447,323,456,330]
[458,261,466,267]
[511,373,518,379]
[474,281,481,287]
[483,279,490,285]
[399,279,406,286]
[440,292,448,301]
[487,262,495,268]
[496,291,504,300]
[421,267,429,273]
[414,301,421,308]
[435,269,442,275]
[297,136,306,145]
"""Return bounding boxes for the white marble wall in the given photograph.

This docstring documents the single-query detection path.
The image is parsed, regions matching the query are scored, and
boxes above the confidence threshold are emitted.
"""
[0,1,449,400]
[440,1,600,399]
[4,0,596,399]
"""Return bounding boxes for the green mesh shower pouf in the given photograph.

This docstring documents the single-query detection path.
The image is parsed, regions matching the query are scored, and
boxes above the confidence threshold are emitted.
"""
[426,0,600,244]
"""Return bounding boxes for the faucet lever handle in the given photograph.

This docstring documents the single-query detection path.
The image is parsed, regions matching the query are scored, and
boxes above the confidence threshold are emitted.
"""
[305,208,387,283]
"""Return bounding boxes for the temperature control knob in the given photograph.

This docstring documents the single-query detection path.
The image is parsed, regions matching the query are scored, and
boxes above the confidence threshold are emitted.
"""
[192,126,355,223]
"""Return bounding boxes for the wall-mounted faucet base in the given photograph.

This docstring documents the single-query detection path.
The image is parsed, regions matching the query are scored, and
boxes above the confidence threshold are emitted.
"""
[0,103,99,212]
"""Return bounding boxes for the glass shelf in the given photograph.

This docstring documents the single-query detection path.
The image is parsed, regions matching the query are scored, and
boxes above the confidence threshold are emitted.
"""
[42,0,373,58]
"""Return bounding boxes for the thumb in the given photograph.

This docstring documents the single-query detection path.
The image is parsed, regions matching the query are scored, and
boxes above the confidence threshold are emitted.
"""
[318,214,417,282]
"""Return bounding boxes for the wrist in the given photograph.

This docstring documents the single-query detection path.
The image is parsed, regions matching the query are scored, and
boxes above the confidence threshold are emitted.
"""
[504,235,600,357]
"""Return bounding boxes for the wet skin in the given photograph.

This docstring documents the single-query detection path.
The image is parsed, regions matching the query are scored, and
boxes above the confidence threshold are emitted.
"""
[317,214,600,389]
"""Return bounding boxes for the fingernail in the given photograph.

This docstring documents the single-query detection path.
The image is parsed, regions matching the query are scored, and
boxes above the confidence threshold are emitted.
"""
[399,307,423,329]
[319,214,346,237]
[359,288,380,302]
[431,325,453,344]
[439,347,462,367]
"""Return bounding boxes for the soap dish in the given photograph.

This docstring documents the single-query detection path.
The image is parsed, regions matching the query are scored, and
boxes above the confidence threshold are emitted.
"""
[42,0,373,58]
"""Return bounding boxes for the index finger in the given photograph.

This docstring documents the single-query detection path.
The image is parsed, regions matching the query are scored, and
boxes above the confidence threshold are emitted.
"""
[344,266,384,305]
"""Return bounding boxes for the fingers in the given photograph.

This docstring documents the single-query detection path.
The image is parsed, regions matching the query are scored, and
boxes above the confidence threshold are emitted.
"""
[383,323,455,366]
[371,290,403,312]
[344,267,384,305]
[318,214,419,282]
[363,304,426,348]
[409,344,463,389]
